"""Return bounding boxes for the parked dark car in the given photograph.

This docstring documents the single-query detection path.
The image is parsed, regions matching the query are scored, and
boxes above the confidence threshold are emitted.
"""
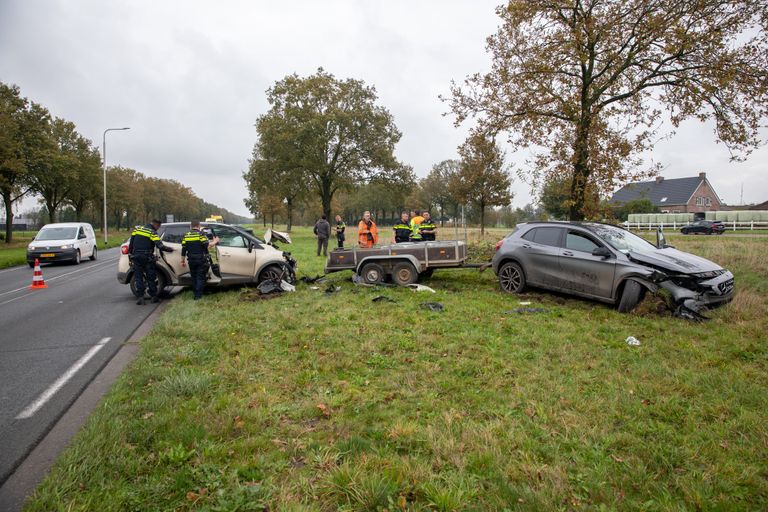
[492,222,734,316]
[680,220,725,235]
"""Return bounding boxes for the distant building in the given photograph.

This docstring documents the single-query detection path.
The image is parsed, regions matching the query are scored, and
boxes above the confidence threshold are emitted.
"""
[610,172,722,213]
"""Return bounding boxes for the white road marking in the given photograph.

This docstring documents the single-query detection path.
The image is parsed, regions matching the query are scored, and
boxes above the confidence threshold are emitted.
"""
[15,337,112,420]
[0,258,118,298]
[0,266,27,275]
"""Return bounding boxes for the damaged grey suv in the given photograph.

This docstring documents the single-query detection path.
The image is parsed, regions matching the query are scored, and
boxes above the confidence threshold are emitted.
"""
[492,222,734,316]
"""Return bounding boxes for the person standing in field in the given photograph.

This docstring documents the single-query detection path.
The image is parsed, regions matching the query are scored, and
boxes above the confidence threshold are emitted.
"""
[419,211,437,241]
[393,211,411,243]
[314,214,331,256]
[334,214,346,248]
[410,209,424,242]
[357,211,379,248]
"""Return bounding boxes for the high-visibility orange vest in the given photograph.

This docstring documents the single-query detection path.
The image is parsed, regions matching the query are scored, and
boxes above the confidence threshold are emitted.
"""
[357,219,379,248]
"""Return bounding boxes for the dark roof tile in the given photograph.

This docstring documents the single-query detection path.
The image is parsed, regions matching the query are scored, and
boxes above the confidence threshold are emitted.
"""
[610,176,702,205]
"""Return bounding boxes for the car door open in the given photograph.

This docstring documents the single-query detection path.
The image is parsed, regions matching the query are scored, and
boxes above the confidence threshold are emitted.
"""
[212,226,256,282]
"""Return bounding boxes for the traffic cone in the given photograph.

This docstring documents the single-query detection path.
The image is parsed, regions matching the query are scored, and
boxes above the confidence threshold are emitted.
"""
[30,258,48,289]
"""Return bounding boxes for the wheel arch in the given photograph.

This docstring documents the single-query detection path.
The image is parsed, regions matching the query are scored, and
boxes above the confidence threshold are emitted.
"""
[355,255,421,275]
[613,276,657,303]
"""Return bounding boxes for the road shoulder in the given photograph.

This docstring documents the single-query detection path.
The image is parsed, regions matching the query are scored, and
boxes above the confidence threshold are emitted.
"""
[0,301,168,511]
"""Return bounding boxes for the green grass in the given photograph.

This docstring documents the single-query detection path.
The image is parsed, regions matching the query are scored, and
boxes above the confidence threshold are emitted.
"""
[0,230,130,269]
[24,227,768,511]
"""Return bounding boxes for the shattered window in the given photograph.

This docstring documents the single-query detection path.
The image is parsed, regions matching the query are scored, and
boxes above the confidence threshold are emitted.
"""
[588,224,656,253]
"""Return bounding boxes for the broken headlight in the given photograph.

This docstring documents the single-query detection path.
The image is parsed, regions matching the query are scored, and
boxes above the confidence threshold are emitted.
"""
[691,269,726,279]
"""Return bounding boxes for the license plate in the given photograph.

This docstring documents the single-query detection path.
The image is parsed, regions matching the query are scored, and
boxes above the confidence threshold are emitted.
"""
[719,279,734,295]
[41,253,56,258]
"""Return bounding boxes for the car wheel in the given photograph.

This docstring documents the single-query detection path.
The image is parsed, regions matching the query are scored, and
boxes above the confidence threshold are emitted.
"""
[680,229,687,235]
[130,272,169,298]
[617,280,644,313]
[392,261,418,286]
[360,262,384,284]
[90,246,97,260]
[498,261,526,294]
[258,264,285,285]
[73,250,81,265]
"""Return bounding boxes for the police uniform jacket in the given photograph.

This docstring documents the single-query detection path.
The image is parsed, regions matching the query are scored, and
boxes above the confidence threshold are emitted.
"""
[181,229,210,259]
[129,224,172,254]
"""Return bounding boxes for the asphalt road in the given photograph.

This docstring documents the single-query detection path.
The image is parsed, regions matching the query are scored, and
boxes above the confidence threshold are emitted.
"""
[0,248,163,485]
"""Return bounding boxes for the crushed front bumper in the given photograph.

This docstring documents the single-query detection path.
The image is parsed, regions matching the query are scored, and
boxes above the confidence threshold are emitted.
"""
[659,270,734,316]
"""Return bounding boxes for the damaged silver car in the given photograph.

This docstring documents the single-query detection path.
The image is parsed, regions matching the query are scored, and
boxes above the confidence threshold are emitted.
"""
[492,222,734,317]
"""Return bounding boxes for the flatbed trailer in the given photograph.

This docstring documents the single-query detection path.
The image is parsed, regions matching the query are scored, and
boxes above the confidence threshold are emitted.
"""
[324,240,469,285]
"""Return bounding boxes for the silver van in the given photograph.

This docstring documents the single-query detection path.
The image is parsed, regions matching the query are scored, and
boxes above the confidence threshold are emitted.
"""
[26,222,98,266]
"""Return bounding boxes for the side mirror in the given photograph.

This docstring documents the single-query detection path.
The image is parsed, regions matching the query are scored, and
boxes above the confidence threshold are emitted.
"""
[592,246,613,259]
[247,242,254,253]
[79,233,87,239]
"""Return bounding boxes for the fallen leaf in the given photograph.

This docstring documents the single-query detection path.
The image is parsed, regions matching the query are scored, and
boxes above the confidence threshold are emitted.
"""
[611,454,625,463]
[234,415,245,429]
[316,403,331,417]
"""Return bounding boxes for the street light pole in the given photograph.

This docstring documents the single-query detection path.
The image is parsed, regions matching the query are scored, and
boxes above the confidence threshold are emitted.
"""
[102,127,130,245]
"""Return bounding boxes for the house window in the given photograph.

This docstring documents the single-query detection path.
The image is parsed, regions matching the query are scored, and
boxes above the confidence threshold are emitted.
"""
[706,197,712,207]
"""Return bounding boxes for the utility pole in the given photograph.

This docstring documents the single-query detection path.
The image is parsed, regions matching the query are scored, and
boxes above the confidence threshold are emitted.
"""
[102,127,130,244]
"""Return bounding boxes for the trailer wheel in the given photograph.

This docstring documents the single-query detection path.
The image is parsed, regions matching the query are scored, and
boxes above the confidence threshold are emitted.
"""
[392,262,418,286]
[360,262,385,284]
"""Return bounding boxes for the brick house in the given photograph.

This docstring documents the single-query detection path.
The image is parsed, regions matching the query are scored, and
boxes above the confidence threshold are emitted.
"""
[609,172,723,213]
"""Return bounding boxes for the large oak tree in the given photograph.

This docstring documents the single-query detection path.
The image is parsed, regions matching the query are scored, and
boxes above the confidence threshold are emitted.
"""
[253,68,403,220]
[448,0,768,220]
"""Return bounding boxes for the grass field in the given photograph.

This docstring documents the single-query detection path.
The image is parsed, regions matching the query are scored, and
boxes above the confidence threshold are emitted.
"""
[24,227,768,511]
[0,230,131,269]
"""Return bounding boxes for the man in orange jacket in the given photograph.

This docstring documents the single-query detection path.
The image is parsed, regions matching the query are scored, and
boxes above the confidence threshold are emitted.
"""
[357,211,379,248]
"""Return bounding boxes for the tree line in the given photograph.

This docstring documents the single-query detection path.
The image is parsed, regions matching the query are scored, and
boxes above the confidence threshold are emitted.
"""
[244,69,514,235]
[0,81,248,243]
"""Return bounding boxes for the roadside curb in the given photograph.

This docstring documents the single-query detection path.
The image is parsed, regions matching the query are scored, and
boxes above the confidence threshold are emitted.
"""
[0,301,169,511]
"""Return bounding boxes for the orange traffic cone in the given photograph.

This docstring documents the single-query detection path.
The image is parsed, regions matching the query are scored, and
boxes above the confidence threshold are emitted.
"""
[30,258,48,289]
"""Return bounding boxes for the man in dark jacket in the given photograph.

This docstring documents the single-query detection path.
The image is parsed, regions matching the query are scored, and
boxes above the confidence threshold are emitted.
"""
[334,214,346,248]
[128,219,174,305]
[314,215,331,256]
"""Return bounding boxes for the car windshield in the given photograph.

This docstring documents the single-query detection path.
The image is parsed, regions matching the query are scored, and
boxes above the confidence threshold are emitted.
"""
[36,227,77,241]
[587,224,657,253]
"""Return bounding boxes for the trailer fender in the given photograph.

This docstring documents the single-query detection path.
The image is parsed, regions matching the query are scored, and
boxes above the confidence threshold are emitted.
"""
[355,254,422,274]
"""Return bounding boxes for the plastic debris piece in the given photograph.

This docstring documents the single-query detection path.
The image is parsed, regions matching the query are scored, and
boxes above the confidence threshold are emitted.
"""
[407,284,436,293]
[625,336,641,346]
[257,279,282,295]
[280,280,296,292]
[300,274,325,284]
[518,301,532,306]
[372,295,396,303]
[325,284,341,294]
[310,286,320,290]
[420,302,444,312]
[505,307,550,314]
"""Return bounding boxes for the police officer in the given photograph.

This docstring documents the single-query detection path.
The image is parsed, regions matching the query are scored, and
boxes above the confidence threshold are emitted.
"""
[180,220,219,300]
[393,211,411,243]
[128,219,174,305]
[419,211,437,241]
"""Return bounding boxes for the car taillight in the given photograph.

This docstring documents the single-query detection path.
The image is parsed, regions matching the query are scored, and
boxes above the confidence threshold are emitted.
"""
[495,240,504,251]
[121,245,129,255]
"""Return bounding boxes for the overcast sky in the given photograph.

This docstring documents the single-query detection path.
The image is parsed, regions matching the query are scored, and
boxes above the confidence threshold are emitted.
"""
[1,0,766,217]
